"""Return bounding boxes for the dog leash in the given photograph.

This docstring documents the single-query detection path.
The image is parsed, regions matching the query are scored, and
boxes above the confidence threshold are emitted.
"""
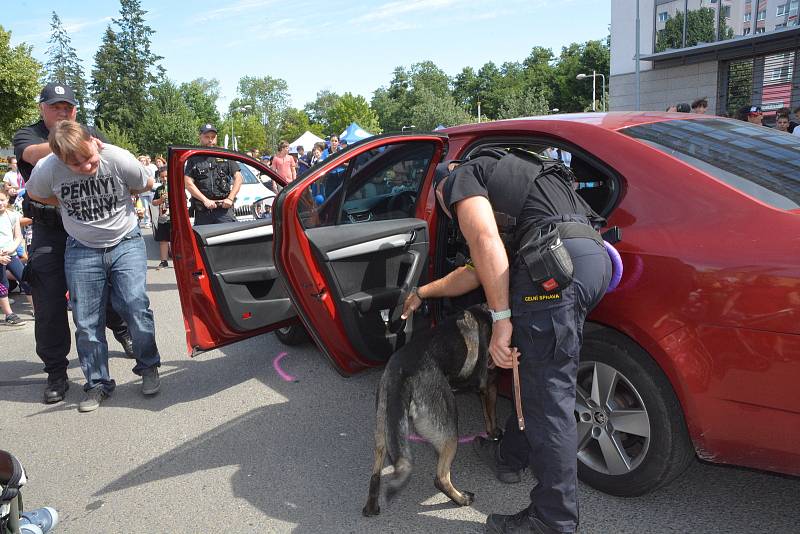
[512,354,525,431]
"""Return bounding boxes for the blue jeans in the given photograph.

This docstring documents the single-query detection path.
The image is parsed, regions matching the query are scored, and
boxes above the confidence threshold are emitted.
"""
[64,228,160,393]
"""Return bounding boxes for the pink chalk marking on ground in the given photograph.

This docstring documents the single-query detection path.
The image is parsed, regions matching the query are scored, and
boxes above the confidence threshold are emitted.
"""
[408,432,488,444]
[272,352,298,382]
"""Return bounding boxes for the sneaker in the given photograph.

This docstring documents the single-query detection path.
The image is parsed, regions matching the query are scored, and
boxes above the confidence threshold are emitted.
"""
[141,367,160,395]
[485,508,565,534]
[115,332,135,358]
[5,313,25,326]
[473,436,523,484]
[20,506,59,533]
[157,260,169,270]
[78,387,109,413]
[43,377,69,404]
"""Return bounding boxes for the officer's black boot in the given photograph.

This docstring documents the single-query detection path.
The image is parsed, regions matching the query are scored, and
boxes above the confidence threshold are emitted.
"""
[485,507,565,534]
[43,376,69,404]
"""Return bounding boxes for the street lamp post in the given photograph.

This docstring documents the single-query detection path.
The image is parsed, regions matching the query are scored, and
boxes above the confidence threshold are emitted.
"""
[576,71,607,111]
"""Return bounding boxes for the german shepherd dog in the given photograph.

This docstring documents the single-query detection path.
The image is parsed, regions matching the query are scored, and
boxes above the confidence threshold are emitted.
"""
[362,305,500,516]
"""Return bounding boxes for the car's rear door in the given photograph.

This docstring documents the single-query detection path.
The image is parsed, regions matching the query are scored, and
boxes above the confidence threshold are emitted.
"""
[273,135,447,375]
[168,147,289,355]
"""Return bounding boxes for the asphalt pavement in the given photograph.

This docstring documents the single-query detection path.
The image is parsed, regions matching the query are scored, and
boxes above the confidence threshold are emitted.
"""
[2,231,798,533]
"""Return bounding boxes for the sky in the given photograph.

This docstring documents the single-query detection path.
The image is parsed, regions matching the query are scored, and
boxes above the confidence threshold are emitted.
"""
[6,0,611,115]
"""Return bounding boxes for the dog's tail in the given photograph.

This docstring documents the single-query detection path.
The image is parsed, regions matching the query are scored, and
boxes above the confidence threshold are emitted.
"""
[364,370,392,516]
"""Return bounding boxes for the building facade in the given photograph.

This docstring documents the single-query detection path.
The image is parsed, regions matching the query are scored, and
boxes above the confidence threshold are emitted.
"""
[611,0,800,117]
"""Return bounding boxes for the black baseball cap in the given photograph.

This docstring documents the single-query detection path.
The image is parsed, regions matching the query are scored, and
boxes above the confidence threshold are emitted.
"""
[199,123,218,134]
[39,82,77,106]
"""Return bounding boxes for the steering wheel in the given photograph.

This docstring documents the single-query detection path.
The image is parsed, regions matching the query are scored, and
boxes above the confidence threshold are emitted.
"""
[387,190,416,214]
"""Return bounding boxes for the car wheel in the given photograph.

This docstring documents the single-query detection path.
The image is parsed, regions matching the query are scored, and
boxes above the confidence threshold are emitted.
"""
[575,330,695,496]
[274,324,309,346]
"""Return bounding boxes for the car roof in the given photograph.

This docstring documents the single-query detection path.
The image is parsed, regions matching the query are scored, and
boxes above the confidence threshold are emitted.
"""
[441,111,712,135]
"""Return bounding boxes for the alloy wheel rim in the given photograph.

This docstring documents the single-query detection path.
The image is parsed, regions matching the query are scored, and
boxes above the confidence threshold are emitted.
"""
[575,360,651,475]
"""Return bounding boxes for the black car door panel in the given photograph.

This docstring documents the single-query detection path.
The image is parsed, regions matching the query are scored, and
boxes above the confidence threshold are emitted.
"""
[192,219,294,332]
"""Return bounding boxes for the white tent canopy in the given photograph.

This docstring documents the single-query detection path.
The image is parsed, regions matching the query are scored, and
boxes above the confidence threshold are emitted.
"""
[289,131,325,153]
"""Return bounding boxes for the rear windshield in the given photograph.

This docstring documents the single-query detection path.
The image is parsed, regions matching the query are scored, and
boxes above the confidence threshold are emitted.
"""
[622,118,800,210]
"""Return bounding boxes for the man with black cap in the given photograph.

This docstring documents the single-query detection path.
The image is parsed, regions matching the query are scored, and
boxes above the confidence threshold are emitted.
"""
[12,82,133,404]
[184,124,243,225]
[404,150,611,534]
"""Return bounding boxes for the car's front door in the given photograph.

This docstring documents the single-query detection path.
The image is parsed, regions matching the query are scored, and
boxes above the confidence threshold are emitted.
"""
[168,147,289,355]
[273,135,447,375]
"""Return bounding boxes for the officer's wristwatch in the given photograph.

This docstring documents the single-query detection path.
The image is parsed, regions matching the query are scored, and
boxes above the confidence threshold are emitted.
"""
[489,308,512,322]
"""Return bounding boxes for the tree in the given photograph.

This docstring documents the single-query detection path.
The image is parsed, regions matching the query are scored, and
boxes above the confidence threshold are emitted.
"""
[45,12,89,123]
[498,87,550,119]
[551,39,610,113]
[656,8,734,52]
[233,75,290,150]
[303,90,340,131]
[0,25,41,146]
[220,112,266,152]
[92,0,162,134]
[137,80,197,156]
[96,119,139,154]
[279,108,323,145]
[325,92,381,136]
[409,87,471,131]
[452,66,480,115]
[179,78,220,126]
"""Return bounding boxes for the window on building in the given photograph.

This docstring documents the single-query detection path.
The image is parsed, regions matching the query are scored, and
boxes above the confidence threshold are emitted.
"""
[743,26,752,34]
[755,26,766,33]
[757,9,767,20]
[658,11,668,22]
[770,66,791,80]
[722,5,731,17]
[744,11,752,21]
[777,3,789,16]
[791,0,799,14]
[776,22,787,29]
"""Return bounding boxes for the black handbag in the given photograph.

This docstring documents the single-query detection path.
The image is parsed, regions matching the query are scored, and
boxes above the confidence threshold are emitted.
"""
[518,223,574,294]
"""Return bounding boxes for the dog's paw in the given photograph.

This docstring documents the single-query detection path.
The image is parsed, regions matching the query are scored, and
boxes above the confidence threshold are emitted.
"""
[460,490,475,506]
[362,503,381,517]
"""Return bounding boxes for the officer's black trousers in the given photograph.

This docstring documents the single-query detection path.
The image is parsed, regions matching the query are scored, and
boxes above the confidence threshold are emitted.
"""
[28,225,129,381]
[500,237,611,533]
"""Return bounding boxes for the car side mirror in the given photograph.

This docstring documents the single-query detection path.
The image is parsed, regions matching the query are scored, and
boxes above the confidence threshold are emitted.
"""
[251,196,273,220]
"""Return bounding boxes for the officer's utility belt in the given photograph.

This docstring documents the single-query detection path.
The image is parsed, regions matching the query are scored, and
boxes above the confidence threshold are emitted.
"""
[517,214,602,295]
[192,198,226,211]
[28,201,64,230]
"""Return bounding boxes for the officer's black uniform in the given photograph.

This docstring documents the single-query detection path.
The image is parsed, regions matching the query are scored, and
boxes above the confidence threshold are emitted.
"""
[185,156,239,225]
[13,120,132,402]
[441,150,611,533]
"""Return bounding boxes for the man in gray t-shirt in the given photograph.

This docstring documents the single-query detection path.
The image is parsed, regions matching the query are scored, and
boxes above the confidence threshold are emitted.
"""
[26,121,162,412]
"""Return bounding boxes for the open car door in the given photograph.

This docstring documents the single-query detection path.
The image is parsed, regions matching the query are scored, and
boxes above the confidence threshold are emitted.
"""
[273,134,447,375]
[168,147,290,355]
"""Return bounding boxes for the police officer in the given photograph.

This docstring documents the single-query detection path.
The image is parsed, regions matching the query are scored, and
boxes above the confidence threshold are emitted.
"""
[184,124,243,225]
[12,82,133,404]
[407,149,611,534]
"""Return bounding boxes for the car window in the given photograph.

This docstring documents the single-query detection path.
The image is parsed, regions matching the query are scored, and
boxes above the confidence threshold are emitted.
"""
[298,141,436,229]
[622,118,800,210]
[237,163,260,185]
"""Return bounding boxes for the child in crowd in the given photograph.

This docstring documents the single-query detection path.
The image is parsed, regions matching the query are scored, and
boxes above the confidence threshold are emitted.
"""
[151,166,171,269]
[0,189,30,325]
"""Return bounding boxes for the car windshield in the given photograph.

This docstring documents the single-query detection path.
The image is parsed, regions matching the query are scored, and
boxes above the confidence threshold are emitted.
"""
[622,118,800,210]
[237,163,260,185]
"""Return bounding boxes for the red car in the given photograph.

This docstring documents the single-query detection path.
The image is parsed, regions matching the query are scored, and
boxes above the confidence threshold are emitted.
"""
[167,112,800,496]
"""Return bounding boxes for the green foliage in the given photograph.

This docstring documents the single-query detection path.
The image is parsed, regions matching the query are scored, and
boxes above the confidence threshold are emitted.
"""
[0,25,42,146]
[220,112,266,152]
[91,0,162,132]
[303,90,340,131]
[326,92,381,136]
[409,87,472,130]
[232,75,290,150]
[552,39,610,113]
[280,108,323,145]
[96,120,139,154]
[498,87,550,119]
[137,80,197,156]
[45,12,89,123]
[656,8,733,52]
[179,78,221,126]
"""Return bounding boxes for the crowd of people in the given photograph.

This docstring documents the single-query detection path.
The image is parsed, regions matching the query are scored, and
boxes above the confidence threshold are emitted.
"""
[665,96,800,134]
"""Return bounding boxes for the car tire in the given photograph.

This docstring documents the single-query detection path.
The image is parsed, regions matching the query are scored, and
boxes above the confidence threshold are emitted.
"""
[274,324,309,346]
[575,329,695,497]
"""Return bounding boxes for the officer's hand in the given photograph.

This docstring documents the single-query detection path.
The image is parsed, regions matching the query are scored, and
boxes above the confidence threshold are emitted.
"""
[203,198,217,210]
[489,319,516,369]
[400,291,422,320]
[220,198,233,209]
